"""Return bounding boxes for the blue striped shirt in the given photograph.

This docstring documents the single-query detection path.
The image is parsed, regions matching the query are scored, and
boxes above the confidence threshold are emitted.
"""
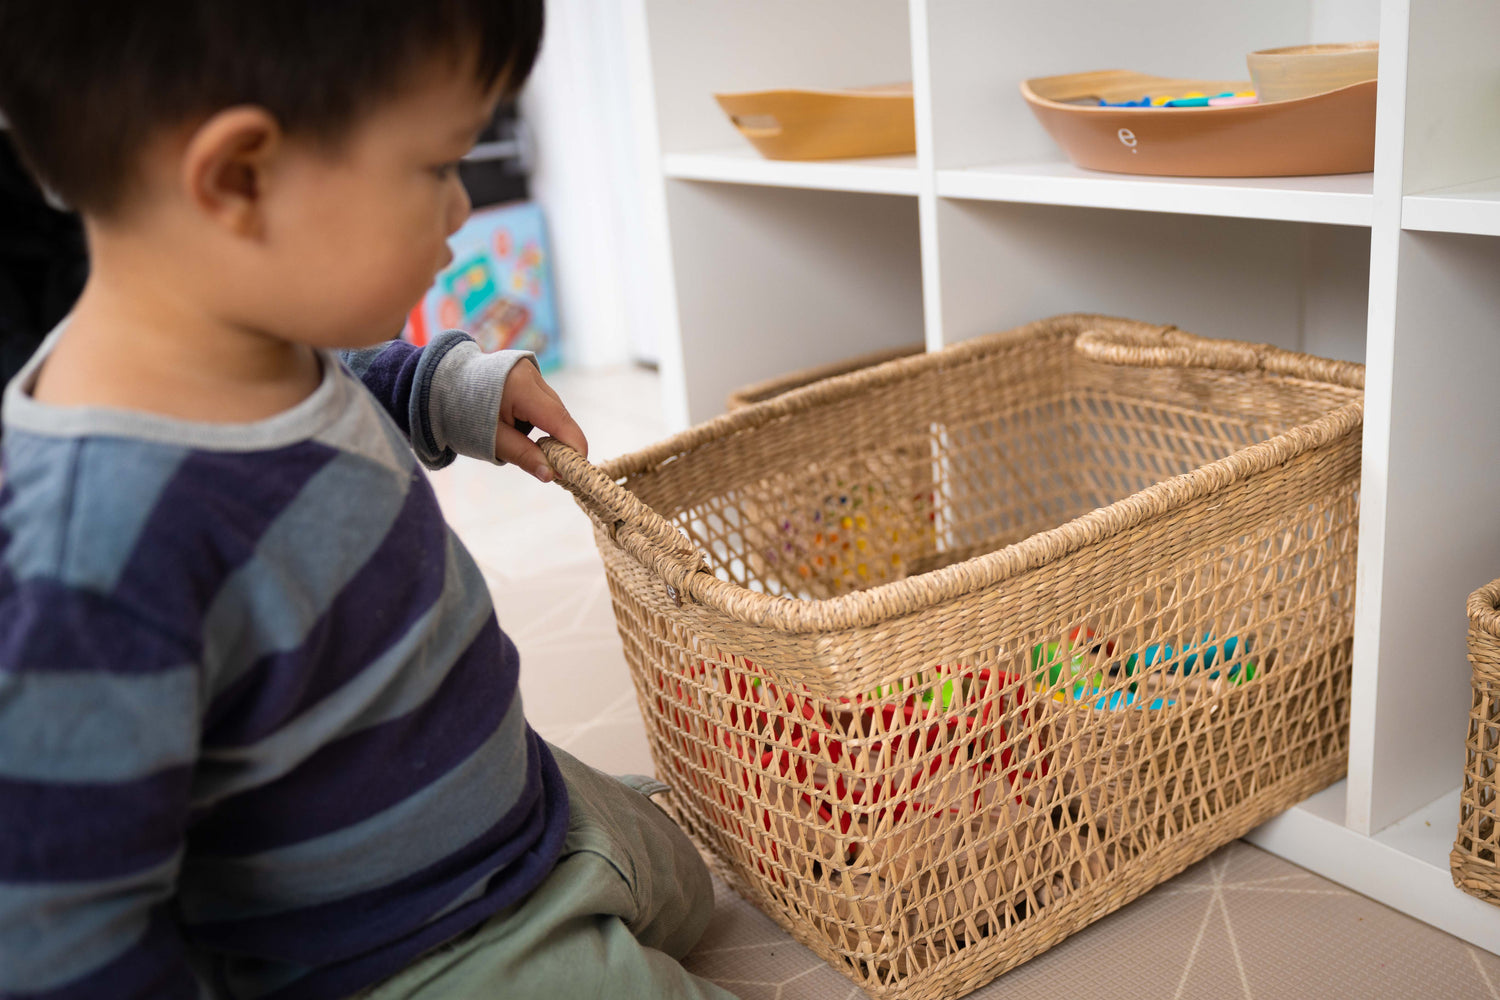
[0,331,569,999]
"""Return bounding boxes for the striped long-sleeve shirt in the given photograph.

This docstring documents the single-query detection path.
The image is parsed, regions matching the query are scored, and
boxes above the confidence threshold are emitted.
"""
[0,330,570,999]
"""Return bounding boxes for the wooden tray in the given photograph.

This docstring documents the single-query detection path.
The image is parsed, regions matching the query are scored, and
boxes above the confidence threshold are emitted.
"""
[1020,70,1376,177]
[714,83,915,161]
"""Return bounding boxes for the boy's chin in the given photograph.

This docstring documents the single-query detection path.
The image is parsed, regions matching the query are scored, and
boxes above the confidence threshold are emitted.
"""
[292,310,418,350]
[335,321,411,350]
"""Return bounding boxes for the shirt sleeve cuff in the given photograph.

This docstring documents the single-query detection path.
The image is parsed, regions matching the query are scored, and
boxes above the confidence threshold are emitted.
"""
[426,340,538,465]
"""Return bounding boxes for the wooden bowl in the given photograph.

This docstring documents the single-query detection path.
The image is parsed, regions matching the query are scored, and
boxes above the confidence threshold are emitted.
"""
[1020,70,1376,177]
[1247,42,1378,103]
[714,83,915,161]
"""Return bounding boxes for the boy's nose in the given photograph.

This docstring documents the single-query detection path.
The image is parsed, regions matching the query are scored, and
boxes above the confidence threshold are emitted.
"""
[446,185,472,236]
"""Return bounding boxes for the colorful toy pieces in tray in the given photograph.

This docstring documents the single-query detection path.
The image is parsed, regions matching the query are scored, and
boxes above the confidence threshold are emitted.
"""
[1095,89,1259,108]
[1021,42,1378,176]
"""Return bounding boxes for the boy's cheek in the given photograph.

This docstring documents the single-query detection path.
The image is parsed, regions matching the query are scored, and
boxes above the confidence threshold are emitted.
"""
[260,180,444,345]
[249,262,406,351]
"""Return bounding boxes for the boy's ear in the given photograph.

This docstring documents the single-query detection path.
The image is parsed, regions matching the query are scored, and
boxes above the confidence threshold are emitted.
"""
[181,106,282,238]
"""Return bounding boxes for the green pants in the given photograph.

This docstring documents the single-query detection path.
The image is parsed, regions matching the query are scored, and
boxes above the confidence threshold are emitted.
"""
[359,745,738,1000]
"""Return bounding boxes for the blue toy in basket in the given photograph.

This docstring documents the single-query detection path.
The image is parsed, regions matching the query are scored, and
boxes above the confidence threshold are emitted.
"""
[404,200,561,372]
[1085,688,1174,710]
[1125,633,1258,684]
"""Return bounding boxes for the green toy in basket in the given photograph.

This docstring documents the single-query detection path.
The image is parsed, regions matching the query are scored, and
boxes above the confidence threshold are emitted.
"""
[869,670,966,711]
[1030,627,1110,703]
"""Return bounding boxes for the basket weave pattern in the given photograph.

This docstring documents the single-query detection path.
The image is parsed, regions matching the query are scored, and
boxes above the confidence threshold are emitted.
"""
[543,315,1364,999]
[1455,580,1500,905]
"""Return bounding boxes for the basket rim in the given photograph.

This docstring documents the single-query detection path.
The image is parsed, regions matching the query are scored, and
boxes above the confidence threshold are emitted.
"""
[560,313,1365,635]
[725,342,926,411]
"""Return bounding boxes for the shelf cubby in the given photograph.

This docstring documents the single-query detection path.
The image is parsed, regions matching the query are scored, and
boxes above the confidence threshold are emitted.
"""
[662,181,923,423]
[932,199,1369,362]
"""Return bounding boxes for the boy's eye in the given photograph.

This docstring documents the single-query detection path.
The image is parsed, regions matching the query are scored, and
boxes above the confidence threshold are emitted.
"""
[431,161,462,179]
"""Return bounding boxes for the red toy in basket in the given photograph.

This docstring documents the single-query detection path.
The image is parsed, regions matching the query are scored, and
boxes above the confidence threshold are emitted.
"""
[655,658,1054,881]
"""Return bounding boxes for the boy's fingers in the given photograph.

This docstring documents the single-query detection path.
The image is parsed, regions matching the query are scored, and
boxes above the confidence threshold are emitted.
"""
[495,425,553,483]
[521,392,588,459]
[545,410,588,460]
[497,364,587,474]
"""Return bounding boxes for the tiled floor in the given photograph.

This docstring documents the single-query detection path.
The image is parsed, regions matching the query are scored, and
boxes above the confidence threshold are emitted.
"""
[428,364,1500,1000]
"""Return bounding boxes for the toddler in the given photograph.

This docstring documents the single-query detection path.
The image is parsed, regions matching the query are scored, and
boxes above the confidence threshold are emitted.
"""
[0,2,735,997]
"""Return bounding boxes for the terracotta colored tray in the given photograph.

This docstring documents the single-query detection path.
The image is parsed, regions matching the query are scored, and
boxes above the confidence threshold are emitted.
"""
[1020,70,1376,177]
[714,83,915,161]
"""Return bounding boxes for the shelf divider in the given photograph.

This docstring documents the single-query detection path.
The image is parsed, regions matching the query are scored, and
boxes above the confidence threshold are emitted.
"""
[1345,0,1415,837]
[909,0,946,351]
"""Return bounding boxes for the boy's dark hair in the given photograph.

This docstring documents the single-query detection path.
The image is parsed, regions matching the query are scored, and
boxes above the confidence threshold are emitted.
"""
[0,0,544,217]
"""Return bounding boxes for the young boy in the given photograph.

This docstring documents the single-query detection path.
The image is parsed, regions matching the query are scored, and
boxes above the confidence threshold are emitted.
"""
[0,3,736,997]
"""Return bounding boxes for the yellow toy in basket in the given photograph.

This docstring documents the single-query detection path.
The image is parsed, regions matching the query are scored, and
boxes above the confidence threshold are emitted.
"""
[762,482,936,594]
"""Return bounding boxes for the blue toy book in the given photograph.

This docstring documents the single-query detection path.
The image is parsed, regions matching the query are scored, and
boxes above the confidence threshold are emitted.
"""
[404,200,561,372]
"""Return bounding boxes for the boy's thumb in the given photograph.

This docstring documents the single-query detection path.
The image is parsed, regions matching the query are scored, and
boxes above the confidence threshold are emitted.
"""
[495,425,553,482]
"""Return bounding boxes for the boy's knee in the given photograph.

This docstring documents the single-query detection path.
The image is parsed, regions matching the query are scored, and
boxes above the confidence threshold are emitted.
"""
[634,799,717,959]
[679,836,715,934]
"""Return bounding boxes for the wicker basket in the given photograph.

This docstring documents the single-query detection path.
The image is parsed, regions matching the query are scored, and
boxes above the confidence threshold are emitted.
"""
[1455,579,1500,906]
[541,314,1364,999]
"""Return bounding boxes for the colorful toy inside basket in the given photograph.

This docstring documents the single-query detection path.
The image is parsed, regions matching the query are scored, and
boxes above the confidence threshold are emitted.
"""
[654,616,1262,895]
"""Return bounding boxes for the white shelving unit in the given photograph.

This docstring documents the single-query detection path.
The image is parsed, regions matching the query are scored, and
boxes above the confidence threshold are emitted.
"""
[629,0,1500,952]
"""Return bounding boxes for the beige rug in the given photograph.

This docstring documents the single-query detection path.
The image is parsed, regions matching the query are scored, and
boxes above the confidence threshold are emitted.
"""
[684,841,1500,1000]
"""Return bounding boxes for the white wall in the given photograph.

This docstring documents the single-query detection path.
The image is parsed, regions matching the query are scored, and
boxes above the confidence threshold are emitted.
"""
[520,0,666,368]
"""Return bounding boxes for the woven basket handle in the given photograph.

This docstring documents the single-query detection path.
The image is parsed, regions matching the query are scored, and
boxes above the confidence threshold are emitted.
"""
[1469,578,1500,639]
[1074,324,1365,390]
[538,437,711,600]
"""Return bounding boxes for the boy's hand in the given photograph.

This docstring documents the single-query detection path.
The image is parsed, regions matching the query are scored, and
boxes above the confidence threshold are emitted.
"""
[497,361,587,482]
